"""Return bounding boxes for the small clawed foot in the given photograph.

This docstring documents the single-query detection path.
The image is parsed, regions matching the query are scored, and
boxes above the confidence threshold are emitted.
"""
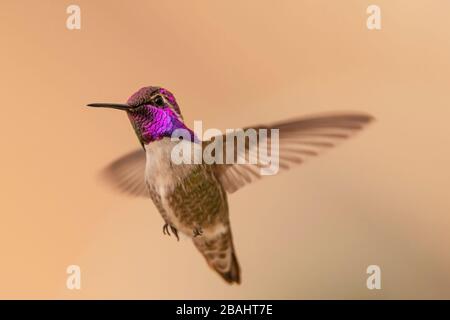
[163,223,179,241]
[193,227,203,237]
[170,225,179,241]
[163,223,170,235]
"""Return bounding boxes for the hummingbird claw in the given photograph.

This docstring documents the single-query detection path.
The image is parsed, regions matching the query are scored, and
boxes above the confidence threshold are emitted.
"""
[163,223,179,241]
[163,223,170,236]
[170,225,180,241]
[193,227,203,237]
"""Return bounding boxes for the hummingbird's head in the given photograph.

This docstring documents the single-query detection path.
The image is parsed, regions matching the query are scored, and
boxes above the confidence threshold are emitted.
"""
[126,86,182,118]
[88,86,191,146]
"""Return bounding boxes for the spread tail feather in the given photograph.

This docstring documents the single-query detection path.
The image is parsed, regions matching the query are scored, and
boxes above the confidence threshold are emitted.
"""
[193,230,241,284]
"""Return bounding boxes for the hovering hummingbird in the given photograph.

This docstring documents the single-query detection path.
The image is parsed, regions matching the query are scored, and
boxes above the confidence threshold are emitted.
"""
[87,86,373,284]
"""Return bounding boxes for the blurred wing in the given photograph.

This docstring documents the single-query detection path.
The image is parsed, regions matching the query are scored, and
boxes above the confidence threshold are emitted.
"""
[209,112,374,193]
[100,149,148,198]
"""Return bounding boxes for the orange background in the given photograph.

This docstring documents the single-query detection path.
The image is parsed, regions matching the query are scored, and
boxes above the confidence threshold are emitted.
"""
[1,0,449,299]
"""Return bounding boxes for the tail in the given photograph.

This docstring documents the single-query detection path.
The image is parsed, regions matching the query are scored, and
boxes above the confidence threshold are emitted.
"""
[193,229,241,284]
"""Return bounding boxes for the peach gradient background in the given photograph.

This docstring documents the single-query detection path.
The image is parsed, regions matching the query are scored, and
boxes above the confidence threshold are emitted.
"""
[1,0,449,299]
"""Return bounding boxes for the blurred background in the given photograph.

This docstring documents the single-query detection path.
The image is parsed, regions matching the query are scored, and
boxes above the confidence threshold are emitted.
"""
[0,0,449,299]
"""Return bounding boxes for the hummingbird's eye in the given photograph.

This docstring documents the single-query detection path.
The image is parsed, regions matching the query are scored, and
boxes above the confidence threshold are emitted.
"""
[152,96,165,107]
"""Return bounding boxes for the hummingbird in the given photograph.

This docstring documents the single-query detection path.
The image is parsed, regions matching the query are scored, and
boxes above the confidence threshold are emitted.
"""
[87,86,373,284]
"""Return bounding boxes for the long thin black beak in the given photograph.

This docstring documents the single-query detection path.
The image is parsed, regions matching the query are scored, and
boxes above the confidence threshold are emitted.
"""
[86,103,132,111]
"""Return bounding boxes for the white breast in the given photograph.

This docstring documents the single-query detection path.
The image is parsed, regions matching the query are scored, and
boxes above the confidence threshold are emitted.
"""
[145,138,177,192]
[144,137,202,232]
[144,137,201,191]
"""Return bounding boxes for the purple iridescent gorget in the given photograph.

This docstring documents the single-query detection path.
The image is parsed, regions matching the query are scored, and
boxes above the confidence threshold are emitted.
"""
[126,87,197,145]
